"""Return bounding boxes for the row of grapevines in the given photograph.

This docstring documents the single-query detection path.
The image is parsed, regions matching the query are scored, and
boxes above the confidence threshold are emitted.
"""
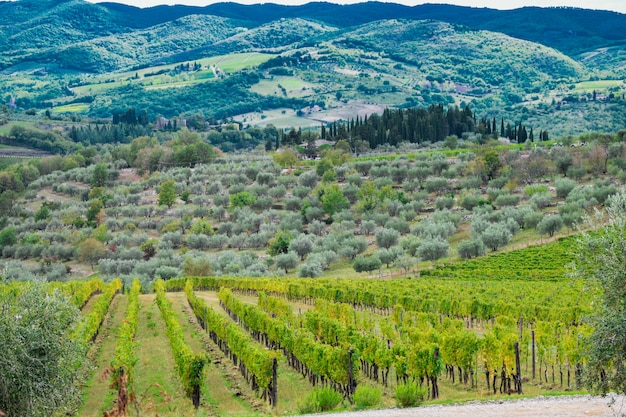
[154,279,206,408]
[176,276,591,324]
[217,287,358,397]
[51,278,103,309]
[185,282,277,405]
[112,278,141,385]
[73,279,122,344]
[421,236,577,281]
[258,291,295,323]
[258,292,388,384]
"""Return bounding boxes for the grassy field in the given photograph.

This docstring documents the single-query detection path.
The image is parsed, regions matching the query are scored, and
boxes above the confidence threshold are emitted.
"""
[52,103,91,113]
[71,53,276,99]
[251,76,316,98]
[573,79,623,92]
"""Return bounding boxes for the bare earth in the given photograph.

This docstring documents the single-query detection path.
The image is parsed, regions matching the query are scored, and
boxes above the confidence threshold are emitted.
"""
[299,395,626,417]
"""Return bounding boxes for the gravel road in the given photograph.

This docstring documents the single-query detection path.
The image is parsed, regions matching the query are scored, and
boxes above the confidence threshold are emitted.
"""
[298,394,626,417]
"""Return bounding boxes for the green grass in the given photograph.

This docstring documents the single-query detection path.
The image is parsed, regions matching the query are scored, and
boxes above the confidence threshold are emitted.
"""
[573,80,623,91]
[73,52,276,97]
[0,120,39,135]
[132,294,199,416]
[166,292,258,416]
[52,103,90,113]
[78,294,128,417]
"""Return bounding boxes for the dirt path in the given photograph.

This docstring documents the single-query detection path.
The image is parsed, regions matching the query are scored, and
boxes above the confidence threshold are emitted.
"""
[297,395,625,417]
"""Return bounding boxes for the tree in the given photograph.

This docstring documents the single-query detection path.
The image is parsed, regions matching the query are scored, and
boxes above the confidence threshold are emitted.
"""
[353,255,382,273]
[0,190,18,217]
[78,238,108,270]
[572,192,626,394]
[536,215,563,237]
[268,230,292,256]
[140,238,158,260]
[457,238,485,259]
[276,252,299,273]
[91,163,108,188]
[86,199,103,226]
[417,237,449,262]
[0,226,17,248]
[158,180,177,208]
[273,149,298,168]
[480,223,512,251]
[0,284,85,417]
[377,247,403,267]
[376,227,400,249]
[320,184,349,216]
[183,256,213,276]
[288,233,314,260]
[230,191,256,209]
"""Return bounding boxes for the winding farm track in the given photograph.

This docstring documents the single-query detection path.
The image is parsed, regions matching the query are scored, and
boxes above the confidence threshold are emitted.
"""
[299,395,626,417]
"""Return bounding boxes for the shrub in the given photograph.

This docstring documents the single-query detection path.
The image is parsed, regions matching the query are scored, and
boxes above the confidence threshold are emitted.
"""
[353,385,382,409]
[298,387,342,413]
[395,381,426,408]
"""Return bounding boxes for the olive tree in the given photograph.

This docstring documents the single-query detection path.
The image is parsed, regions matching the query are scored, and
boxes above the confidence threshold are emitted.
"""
[288,233,315,260]
[537,214,563,237]
[275,252,299,273]
[480,223,512,252]
[417,237,450,262]
[376,227,400,249]
[0,284,85,417]
[353,255,382,273]
[572,192,626,394]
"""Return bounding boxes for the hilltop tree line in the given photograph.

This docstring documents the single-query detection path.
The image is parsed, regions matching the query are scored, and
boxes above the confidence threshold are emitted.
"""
[314,105,548,150]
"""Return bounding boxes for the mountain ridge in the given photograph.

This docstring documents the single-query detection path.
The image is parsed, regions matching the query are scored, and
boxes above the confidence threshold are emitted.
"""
[94,1,626,55]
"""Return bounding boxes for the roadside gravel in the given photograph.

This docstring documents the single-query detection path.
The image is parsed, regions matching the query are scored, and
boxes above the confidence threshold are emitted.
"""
[297,394,626,417]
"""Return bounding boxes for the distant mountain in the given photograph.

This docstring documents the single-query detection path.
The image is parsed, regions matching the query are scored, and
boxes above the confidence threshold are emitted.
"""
[96,1,626,55]
[2,0,626,71]
[2,0,626,137]
[36,14,247,72]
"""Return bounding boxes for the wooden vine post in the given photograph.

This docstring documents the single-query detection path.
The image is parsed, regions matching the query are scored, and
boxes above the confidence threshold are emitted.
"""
[530,330,535,380]
[348,348,356,399]
[514,342,522,394]
[270,357,278,408]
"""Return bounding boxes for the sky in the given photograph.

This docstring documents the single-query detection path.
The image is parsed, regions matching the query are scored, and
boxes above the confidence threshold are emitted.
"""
[88,0,626,13]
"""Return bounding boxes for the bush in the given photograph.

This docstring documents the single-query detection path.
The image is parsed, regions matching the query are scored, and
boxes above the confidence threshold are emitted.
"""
[298,387,342,413]
[353,385,382,409]
[395,381,426,408]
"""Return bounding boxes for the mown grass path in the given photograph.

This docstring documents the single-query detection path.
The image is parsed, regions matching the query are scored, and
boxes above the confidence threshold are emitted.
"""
[132,294,198,416]
[195,291,315,415]
[167,292,260,417]
[78,294,127,417]
[80,292,102,316]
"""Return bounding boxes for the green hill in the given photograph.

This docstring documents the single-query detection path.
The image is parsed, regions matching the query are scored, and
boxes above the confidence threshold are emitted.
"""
[36,14,247,72]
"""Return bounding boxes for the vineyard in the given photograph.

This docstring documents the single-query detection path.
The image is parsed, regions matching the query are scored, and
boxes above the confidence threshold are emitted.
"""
[0,234,599,416]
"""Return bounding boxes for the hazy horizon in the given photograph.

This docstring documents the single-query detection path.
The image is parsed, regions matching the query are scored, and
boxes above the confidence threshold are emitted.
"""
[86,0,626,14]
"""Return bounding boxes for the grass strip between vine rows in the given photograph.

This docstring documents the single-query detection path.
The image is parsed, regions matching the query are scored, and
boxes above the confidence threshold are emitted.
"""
[73,278,122,344]
[217,286,358,399]
[112,278,141,386]
[185,280,277,406]
[154,279,206,409]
